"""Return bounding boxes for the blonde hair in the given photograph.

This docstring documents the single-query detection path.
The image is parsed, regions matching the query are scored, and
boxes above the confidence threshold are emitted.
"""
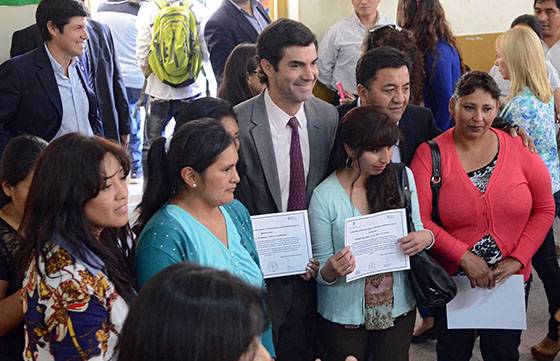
[496,25,552,102]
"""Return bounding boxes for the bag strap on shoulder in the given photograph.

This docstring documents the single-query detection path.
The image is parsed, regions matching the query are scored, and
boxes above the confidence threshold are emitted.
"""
[427,140,442,225]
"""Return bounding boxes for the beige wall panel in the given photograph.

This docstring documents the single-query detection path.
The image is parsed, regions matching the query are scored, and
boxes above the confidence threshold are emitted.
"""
[0,5,37,63]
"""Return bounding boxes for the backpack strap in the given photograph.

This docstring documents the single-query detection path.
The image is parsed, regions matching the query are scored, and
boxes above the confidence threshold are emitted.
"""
[154,0,167,9]
[426,140,442,226]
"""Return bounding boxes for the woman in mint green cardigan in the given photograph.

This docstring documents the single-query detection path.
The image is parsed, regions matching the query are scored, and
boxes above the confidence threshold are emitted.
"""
[134,119,274,357]
[309,107,433,361]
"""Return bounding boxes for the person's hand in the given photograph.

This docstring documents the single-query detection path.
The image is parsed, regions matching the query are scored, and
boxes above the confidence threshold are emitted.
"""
[459,251,495,288]
[120,134,130,150]
[509,126,536,153]
[493,257,522,283]
[300,259,319,282]
[399,230,433,256]
[319,246,356,283]
[338,91,356,105]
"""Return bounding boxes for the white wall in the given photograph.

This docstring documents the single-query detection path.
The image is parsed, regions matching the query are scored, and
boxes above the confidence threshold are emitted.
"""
[299,0,534,40]
[0,5,37,63]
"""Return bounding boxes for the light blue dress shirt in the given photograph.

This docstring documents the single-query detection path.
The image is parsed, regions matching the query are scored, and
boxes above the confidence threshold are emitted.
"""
[228,0,269,33]
[44,43,93,138]
[309,169,419,326]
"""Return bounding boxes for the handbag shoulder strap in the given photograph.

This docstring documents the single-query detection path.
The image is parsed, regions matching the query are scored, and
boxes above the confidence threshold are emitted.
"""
[396,163,415,232]
[426,140,442,225]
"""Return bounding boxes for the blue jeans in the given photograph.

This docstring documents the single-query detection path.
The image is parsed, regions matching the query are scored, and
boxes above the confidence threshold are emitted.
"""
[126,87,143,177]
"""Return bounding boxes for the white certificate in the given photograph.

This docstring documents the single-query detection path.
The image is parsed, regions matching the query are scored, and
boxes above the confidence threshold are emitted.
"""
[251,210,313,279]
[344,208,409,282]
[446,275,526,330]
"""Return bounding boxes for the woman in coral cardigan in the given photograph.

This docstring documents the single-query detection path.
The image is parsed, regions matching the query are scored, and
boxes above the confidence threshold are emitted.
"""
[410,71,555,361]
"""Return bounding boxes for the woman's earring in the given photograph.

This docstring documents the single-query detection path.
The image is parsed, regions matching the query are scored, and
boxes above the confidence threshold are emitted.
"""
[192,183,197,188]
[345,157,352,168]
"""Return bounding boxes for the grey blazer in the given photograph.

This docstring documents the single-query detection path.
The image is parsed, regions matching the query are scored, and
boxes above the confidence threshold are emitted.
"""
[234,92,339,215]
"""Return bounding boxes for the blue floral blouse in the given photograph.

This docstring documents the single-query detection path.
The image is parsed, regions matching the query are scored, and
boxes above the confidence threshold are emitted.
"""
[501,87,560,193]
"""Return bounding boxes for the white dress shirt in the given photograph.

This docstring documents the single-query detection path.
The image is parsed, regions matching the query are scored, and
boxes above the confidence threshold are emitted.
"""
[264,90,310,212]
[544,40,560,76]
[317,11,393,94]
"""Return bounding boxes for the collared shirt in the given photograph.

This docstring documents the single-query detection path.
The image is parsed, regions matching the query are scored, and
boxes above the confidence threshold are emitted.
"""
[44,43,94,138]
[228,0,269,34]
[544,40,560,76]
[317,10,394,94]
[264,90,310,212]
[136,0,203,100]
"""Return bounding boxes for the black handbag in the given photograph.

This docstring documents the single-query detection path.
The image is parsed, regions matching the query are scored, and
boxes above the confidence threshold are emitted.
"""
[396,158,457,309]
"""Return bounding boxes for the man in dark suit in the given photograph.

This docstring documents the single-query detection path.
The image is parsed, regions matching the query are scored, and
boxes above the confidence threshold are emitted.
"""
[10,10,130,146]
[234,19,338,361]
[0,0,102,153]
[338,46,440,167]
[204,0,271,84]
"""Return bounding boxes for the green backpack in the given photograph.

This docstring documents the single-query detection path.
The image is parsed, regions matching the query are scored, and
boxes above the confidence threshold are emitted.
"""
[148,0,202,87]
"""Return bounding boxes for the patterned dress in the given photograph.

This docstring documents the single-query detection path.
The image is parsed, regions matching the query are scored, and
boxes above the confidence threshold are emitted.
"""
[501,87,560,193]
[22,241,128,361]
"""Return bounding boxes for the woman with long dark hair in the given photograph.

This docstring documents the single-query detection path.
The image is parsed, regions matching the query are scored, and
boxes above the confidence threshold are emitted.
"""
[0,135,46,361]
[118,262,270,361]
[19,133,136,360]
[218,43,265,106]
[309,106,433,361]
[398,0,462,131]
[135,119,275,356]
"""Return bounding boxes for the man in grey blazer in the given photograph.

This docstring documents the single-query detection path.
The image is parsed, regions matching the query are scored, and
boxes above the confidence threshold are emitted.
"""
[234,19,338,361]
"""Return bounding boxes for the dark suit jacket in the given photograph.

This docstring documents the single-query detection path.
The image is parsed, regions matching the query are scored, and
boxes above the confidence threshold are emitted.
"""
[234,93,339,216]
[10,22,130,141]
[336,100,440,166]
[204,0,271,83]
[0,45,102,152]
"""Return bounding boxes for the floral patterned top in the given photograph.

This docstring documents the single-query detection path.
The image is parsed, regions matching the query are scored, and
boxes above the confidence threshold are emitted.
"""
[22,240,128,361]
[501,87,560,193]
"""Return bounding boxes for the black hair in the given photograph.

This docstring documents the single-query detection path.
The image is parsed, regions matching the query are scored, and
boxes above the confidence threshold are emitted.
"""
[356,47,412,89]
[117,262,267,361]
[175,97,236,130]
[137,119,233,231]
[332,106,402,213]
[18,133,136,303]
[453,71,501,101]
[36,0,89,41]
[534,0,560,10]
[0,135,47,207]
[362,26,424,105]
[256,18,317,85]
[511,14,544,39]
[218,43,260,106]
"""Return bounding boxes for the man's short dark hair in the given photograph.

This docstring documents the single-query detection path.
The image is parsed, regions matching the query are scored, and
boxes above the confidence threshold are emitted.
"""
[356,46,412,89]
[534,0,560,10]
[36,0,89,42]
[256,18,317,84]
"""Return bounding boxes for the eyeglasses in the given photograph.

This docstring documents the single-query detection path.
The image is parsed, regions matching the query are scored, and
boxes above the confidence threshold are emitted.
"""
[368,24,401,33]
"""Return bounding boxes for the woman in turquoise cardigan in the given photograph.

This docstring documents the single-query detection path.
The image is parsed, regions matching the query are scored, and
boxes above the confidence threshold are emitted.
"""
[134,119,274,357]
[309,106,433,361]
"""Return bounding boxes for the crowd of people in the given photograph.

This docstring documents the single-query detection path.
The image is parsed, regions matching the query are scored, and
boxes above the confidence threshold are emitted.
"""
[2,0,560,360]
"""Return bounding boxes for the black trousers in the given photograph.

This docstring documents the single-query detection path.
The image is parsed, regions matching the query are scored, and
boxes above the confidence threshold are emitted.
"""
[532,190,560,341]
[433,279,531,361]
[317,310,415,361]
[265,275,318,361]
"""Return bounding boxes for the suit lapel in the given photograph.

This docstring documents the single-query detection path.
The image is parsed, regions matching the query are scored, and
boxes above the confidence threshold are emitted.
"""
[249,94,283,212]
[35,45,62,119]
[225,0,259,41]
[304,101,322,196]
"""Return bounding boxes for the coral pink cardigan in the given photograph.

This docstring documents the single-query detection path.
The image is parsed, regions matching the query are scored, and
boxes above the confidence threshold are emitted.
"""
[410,128,554,281]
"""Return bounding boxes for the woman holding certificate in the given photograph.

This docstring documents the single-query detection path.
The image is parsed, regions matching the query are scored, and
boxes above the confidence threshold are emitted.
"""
[308,106,434,361]
[134,119,274,357]
[410,71,555,361]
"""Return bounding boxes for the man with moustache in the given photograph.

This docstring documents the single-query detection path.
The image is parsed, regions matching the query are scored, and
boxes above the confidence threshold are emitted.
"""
[0,0,102,153]
[318,0,393,100]
[234,19,338,361]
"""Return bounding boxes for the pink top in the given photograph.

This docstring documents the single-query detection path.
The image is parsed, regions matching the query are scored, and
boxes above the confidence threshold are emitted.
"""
[410,128,555,281]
